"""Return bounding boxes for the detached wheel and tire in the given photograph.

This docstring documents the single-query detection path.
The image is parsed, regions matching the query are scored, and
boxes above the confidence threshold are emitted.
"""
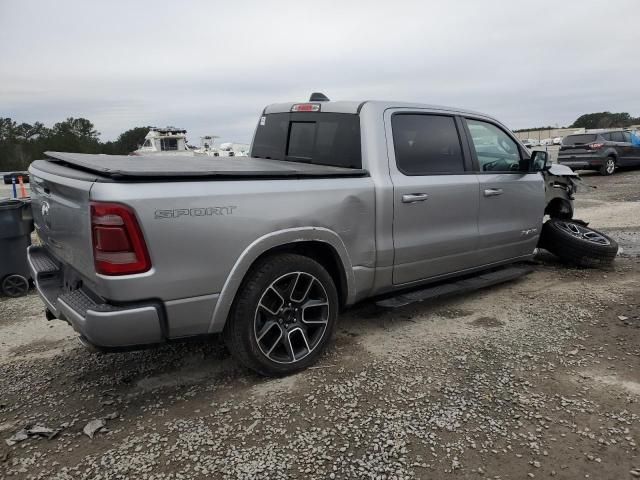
[600,156,616,176]
[1,274,30,297]
[540,219,618,268]
[224,254,339,376]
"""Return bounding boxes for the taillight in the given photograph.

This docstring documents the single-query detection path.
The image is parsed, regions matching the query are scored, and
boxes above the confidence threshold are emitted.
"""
[90,202,151,275]
[588,142,604,149]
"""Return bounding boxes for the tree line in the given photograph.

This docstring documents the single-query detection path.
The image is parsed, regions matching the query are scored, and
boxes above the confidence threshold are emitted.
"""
[514,111,639,133]
[569,112,640,129]
[0,117,149,171]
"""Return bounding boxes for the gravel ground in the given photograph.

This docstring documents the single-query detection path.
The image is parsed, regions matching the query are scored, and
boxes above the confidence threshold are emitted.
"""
[1,170,640,480]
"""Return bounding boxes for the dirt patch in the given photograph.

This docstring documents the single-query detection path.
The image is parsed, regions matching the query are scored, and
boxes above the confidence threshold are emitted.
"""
[0,296,74,361]
[469,315,505,328]
[586,372,640,396]
[433,307,474,319]
[574,201,640,229]
[250,374,299,398]
[8,337,68,357]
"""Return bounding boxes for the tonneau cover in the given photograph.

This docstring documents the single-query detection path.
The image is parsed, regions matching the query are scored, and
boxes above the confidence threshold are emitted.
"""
[44,151,368,180]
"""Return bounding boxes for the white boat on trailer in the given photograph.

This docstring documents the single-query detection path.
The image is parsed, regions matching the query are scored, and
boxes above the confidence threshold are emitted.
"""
[132,128,249,157]
[132,127,199,156]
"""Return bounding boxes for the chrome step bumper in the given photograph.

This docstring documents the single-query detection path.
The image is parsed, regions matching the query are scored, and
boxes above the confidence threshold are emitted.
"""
[27,246,164,348]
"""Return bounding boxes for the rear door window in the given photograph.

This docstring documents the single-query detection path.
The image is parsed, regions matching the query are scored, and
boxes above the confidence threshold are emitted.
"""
[623,132,632,143]
[610,131,625,142]
[391,114,465,175]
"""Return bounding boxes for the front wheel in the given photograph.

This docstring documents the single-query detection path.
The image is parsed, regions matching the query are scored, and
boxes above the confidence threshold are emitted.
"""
[539,219,618,268]
[600,157,616,175]
[224,253,339,376]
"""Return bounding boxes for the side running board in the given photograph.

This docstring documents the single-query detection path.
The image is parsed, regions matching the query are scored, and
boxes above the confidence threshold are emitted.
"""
[375,265,533,308]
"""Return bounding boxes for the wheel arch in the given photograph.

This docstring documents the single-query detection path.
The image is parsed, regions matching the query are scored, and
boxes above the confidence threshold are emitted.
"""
[545,197,573,220]
[604,149,618,160]
[208,227,355,333]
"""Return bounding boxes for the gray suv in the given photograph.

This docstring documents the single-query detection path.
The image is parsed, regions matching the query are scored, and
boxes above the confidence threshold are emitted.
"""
[558,130,640,175]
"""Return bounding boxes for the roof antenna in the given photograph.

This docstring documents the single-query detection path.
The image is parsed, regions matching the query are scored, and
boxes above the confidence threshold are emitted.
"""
[309,92,330,102]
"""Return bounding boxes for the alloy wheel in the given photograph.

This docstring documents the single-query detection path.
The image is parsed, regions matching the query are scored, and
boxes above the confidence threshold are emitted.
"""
[605,158,615,175]
[556,222,611,246]
[253,272,330,364]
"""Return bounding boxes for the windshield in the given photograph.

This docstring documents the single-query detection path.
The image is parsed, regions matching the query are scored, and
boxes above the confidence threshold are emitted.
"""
[562,134,597,145]
[251,112,362,169]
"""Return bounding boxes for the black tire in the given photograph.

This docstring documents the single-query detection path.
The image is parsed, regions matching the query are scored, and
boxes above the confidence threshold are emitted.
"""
[539,219,618,268]
[1,274,30,297]
[600,156,616,176]
[223,253,339,376]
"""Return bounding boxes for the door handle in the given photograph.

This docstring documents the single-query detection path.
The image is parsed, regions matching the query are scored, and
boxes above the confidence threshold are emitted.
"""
[402,193,429,203]
[483,188,504,197]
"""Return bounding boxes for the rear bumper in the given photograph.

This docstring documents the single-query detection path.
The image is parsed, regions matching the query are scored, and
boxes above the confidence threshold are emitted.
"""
[557,155,604,170]
[27,246,164,348]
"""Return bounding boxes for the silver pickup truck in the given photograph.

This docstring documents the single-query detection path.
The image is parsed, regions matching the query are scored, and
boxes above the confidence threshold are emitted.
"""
[27,95,609,376]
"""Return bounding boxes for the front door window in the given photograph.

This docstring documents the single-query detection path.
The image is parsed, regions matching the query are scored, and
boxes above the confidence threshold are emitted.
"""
[466,119,523,172]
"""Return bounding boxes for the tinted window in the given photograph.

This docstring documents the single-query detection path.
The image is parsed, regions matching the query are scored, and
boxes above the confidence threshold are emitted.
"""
[623,132,632,142]
[391,114,464,175]
[288,122,315,159]
[466,119,522,172]
[251,113,361,168]
[251,113,288,160]
[562,134,597,145]
[601,133,611,141]
[610,131,625,142]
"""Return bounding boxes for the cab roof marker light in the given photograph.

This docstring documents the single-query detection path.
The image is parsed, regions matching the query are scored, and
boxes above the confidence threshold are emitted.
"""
[291,103,321,112]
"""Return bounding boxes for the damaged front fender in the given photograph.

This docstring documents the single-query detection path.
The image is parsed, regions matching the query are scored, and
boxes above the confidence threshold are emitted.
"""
[542,166,585,219]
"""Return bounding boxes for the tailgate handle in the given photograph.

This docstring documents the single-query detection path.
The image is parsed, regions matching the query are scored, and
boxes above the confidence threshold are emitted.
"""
[483,188,504,197]
[402,193,429,203]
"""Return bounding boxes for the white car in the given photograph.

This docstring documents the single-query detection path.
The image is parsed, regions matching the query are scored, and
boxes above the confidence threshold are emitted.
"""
[552,137,563,145]
[540,138,553,146]
[522,138,540,148]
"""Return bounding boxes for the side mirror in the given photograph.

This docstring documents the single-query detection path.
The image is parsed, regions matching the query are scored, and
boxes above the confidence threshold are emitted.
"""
[530,150,549,172]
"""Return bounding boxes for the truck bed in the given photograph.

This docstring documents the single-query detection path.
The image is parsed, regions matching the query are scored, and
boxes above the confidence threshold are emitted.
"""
[42,151,368,181]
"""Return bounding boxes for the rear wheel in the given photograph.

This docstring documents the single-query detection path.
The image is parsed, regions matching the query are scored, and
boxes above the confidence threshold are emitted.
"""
[539,219,618,268]
[600,156,616,176]
[1,274,29,297]
[224,253,339,376]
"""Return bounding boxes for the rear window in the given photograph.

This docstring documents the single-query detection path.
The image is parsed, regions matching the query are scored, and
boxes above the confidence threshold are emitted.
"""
[562,134,597,145]
[251,112,362,169]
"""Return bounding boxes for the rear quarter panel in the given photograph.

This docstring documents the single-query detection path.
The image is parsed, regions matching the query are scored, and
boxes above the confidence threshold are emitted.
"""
[89,177,376,302]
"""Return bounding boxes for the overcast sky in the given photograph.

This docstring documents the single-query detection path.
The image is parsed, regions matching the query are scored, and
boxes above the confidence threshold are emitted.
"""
[1,0,639,143]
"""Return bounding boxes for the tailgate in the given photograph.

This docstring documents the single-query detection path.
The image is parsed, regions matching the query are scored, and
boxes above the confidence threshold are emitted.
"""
[29,165,95,281]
